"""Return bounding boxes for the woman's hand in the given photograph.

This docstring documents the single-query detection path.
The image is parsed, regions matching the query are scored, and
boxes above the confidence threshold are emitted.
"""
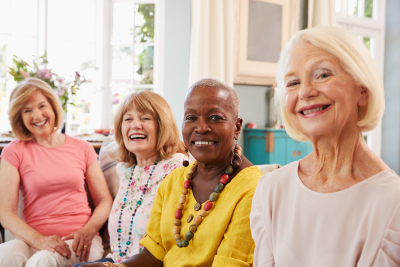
[38,235,72,259]
[62,226,96,261]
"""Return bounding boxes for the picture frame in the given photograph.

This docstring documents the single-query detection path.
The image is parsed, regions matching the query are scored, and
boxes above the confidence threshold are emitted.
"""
[234,0,299,86]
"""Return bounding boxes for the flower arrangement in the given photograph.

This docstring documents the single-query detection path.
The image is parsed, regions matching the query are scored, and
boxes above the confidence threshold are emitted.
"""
[8,52,86,113]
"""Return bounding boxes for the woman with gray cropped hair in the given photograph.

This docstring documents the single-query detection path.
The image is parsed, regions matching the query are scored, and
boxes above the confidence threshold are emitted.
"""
[250,26,400,266]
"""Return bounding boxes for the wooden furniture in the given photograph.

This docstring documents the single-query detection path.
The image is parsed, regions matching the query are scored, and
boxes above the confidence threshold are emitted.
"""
[244,128,312,166]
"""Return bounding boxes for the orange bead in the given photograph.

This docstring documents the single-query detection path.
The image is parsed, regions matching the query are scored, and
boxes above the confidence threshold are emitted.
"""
[182,188,188,195]
[179,195,186,204]
[199,210,208,217]
[173,226,181,235]
[193,215,203,226]
[173,219,181,226]
[177,203,184,210]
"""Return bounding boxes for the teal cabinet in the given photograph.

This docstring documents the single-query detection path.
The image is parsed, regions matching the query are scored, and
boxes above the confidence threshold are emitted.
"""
[244,128,313,166]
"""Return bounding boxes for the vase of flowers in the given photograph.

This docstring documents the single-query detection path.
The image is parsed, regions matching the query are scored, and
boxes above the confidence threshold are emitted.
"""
[8,52,86,133]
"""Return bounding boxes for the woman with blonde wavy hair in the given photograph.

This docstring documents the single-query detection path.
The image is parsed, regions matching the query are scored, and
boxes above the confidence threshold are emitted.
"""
[74,90,186,266]
[0,77,113,267]
[250,26,400,266]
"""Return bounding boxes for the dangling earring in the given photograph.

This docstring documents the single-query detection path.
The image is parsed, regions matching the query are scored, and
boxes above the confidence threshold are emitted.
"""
[231,142,242,169]
[183,147,190,167]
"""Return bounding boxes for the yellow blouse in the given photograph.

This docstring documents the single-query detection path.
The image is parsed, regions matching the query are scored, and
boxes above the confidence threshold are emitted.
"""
[140,163,263,267]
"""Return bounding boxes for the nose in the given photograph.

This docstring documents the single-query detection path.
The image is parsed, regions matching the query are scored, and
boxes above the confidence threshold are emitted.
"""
[195,117,211,134]
[32,108,41,119]
[131,119,142,129]
[298,80,319,100]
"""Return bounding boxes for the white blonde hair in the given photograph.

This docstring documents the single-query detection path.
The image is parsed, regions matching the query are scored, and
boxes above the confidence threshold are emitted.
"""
[275,26,385,141]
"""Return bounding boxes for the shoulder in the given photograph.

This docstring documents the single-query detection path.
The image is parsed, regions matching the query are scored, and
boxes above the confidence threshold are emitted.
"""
[256,161,298,190]
[65,135,92,147]
[1,139,31,156]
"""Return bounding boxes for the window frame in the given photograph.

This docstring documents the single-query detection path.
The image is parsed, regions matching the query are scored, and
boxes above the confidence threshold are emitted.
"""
[100,0,164,129]
[335,0,386,157]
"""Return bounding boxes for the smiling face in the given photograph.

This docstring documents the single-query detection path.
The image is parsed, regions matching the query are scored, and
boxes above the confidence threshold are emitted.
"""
[284,42,367,140]
[121,108,159,159]
[21,90,56,139]
[182,86,242,165]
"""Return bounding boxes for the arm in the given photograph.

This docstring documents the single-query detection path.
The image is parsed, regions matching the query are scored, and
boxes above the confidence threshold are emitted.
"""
[0,159,71,258]
[249,178,275,267]
[63,160,113,261]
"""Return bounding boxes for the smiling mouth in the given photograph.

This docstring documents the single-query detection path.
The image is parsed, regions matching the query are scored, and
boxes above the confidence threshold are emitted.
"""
[33,120,47,126]
[192,141,216,145]
[129,134,147,140]
[300,105,330,115]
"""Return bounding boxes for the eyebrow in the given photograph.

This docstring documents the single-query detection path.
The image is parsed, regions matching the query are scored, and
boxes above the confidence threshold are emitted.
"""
[184,107,224,114]
[285,58,334,79]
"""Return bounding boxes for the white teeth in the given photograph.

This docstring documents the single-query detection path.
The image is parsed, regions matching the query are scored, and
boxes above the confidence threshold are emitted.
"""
[194,141,214,145]
[129,134,146,140]
[34,120,46,126]
[303,106,324,115]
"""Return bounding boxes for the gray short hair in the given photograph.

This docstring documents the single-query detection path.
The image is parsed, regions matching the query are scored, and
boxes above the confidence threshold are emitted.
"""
[187,78,240,118]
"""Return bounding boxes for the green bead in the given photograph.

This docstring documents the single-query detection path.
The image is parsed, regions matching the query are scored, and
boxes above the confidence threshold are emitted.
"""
[225,165,233,175]
[182,240,189,247]
[209,192,219,202]
[185,231,194,241]
[215,183,224,193]
[126,241,131,245]
[176,240,183,248]
[117,228,121,233]
[137,200,142,205]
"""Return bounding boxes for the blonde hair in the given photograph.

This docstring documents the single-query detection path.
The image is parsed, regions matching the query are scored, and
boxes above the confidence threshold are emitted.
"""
[275,26,385,141]
[113,90,185,166]
[8,77,63,140]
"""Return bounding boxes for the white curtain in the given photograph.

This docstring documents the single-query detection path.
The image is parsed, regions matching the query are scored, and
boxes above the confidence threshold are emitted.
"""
[308,0,336,28]
[189,0,234,87]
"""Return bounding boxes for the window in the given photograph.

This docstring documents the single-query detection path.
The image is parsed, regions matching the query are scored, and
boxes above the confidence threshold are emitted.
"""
[335,0,386,157]
[0,0,164,134]
[103,0,162,130]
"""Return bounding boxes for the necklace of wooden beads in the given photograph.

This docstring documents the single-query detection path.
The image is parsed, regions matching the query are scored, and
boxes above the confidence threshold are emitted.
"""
[173,145,242,248]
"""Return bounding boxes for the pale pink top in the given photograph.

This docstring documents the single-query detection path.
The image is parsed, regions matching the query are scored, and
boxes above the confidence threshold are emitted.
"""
[1,135,97,238]
[250,160,400,267]
[107,153,185,263]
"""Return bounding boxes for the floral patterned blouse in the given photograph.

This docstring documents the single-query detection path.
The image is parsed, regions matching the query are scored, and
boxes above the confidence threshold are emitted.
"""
[107,153,185,263]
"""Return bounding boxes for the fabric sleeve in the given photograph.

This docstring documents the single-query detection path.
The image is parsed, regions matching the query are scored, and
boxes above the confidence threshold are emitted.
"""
[373,202,400,266]
[83,139,98,170]
[139,177,166,261]
[249,176,275,267]
[212,188,257,267]
[0,142,21,170]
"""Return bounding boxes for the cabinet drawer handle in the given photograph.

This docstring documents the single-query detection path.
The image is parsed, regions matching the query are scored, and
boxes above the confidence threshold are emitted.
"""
[297,151,301,156]
[265,132,274,153]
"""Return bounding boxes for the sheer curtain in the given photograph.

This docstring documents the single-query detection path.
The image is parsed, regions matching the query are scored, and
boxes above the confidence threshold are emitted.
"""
[189,0,234,86]
[308,0,336,28]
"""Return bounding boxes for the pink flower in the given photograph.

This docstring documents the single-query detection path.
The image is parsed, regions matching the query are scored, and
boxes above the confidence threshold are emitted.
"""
[57,87,65,97]
[163,163,169,172]
[44,72,53,79]
[130,180,136,190]
[58,78,64,85]
[19,69,29,78]
[143,166,150,173]
[75,71,81,77]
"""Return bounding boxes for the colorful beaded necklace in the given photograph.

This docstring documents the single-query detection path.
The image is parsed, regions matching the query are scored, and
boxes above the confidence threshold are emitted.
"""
[173,145,242,248]
[117,158,159,256]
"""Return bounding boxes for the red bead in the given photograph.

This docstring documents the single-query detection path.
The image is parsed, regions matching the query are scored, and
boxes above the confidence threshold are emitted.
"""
[220,174,229,184]
[184,179,191,189]
[204,201,213,211]
[175,209,182,219]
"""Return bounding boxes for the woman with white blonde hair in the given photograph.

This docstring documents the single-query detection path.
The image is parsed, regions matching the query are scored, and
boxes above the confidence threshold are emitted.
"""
[0,77,113,266]
[250,26,400,266]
